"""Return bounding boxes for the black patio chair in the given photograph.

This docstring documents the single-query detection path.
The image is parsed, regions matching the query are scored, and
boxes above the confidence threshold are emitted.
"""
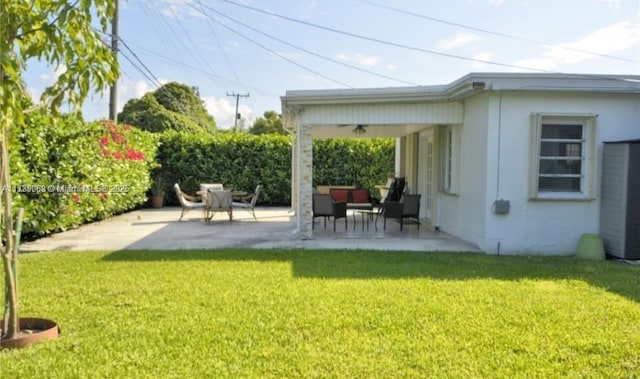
[383,194,421,230]
[312,193,347,231]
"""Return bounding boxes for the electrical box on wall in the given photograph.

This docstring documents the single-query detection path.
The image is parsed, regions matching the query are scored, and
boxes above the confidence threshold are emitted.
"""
[494,199,510,215]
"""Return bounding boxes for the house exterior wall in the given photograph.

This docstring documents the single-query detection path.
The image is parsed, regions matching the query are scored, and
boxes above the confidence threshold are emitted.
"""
[437,93,490,247]
[283,73,640,255]
[477,91,640,254]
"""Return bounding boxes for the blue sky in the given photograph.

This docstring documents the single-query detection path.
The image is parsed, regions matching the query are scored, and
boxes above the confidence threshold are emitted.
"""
[24,0,640,129]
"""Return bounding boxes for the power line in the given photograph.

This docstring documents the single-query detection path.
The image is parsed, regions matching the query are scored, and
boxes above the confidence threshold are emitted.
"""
[196,9,353,87]
[162,2,223,84]
[196,2,256,111]
[193,1,421,86]
[215,0,567,73]
[142,0,207,86]
[120,39,279,96]
[137,1,185,71]
[355,0,636,64]
[119,38,164,88]
[119,49,160,88]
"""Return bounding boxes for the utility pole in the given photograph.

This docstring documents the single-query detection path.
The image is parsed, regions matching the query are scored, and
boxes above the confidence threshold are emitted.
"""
[226,92,249,129]
[109,0,119,123]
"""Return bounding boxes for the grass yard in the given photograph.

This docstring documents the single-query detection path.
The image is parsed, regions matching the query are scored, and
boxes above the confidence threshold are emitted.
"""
[1,249,639,378]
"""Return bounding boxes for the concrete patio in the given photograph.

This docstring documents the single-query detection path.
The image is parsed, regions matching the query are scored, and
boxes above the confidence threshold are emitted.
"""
[20,206,482,253]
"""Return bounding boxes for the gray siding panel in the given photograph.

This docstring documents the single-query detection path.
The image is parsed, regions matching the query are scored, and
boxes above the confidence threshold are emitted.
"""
[600,144,628,257]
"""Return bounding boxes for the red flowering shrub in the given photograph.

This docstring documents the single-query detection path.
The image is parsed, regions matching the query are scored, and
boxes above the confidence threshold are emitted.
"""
[10,115,158,236]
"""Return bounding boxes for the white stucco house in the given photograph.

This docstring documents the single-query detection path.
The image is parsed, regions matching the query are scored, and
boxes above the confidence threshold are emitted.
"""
[281,72,640,255]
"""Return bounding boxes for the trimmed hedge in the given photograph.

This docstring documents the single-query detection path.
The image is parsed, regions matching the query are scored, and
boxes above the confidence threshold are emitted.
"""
[156,132,395,205]
[156,132,292,205]
[313,138,395,192]
[9,116,394,236]
[10,114,158,236]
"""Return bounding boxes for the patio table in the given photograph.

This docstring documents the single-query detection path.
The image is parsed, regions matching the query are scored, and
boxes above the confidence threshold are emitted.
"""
[353,209,377,231]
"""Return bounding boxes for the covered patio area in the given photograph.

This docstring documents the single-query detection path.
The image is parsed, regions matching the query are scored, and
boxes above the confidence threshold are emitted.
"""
[281,85,467,242]
[20,207,481,252]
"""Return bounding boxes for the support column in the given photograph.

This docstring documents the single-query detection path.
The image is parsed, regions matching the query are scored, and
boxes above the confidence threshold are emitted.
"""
[298,123,313,239]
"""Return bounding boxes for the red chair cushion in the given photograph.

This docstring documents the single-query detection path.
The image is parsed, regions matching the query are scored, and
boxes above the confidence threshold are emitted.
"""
[351,189,369,203]
[331,189,349,202]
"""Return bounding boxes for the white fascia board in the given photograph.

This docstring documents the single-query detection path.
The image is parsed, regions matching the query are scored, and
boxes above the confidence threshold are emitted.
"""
[281,85,450,105]
[281,72,640,107]
[467,72,640,92]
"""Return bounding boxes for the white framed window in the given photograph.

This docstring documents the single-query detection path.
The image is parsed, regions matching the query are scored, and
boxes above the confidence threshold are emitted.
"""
[440,125,459,194]
[529,113,596,200]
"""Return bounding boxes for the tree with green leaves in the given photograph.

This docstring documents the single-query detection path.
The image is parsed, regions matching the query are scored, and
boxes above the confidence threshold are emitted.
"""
[248,110,287,135]
[1,0,118,342]
[119,82,217,134]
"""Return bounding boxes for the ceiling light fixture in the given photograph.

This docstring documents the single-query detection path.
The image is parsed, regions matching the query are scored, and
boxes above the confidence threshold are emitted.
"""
[352,124,367,134]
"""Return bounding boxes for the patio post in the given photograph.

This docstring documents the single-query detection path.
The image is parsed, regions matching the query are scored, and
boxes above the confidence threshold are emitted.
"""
[298,122,313,239]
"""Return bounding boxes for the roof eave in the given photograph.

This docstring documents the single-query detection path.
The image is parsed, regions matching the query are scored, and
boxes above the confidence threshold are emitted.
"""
[281,72,640,108]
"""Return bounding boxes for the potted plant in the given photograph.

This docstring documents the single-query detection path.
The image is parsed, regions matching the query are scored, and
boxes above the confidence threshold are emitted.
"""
[151,177,166,208]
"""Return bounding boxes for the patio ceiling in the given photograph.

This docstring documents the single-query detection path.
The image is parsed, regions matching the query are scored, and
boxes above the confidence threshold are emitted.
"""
[310,123,433,138]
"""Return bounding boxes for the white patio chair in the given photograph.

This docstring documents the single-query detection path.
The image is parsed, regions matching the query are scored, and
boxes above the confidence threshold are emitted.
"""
[232,185,262,221]
[206,189,233,222]
[174,183,206,221]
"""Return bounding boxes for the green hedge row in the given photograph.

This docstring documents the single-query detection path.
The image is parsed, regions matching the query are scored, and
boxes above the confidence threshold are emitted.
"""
[155,132,395,205]
[10,114,158,236]
[8,116,394,236]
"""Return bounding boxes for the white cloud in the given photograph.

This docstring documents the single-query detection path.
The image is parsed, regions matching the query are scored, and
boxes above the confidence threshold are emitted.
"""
[115,79,152,112]
[437,33,481,50]
[489,0,505,6]
[336,53,382,67]
[153,0,203,20]
[469,52,495,69]
[202,96,253,129]
[270,51,303,61]
[544,21,640,65]
[38,65,67,86]
[293,73,319,82]
[513,56,557,72]
[598,0,622,12]
[513,21,640,72]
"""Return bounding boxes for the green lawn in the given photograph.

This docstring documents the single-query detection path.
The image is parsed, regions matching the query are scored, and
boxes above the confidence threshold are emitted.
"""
[2,249,639,378]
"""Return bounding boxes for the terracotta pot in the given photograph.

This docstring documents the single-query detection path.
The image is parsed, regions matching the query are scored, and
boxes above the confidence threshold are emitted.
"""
[151,195,164,208]
[1,318,60,349]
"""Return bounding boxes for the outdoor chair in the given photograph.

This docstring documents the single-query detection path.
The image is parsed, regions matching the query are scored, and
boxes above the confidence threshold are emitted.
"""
[376,176,395,204]
[174,183,206,221]
[206,189,233,222]
[232,185,262,220]
[312,193,347,231]
[377,176,406,218]
[383,194,421,230]
[200,183,223,193]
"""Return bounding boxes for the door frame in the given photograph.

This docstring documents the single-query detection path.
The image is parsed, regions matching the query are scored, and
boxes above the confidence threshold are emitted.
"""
[418,128,439,227]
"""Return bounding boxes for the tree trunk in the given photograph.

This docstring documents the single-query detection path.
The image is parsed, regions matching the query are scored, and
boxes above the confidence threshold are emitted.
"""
[1,120,18,340]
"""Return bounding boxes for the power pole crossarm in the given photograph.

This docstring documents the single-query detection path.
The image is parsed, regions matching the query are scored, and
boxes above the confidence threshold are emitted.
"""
[226,92,249,129]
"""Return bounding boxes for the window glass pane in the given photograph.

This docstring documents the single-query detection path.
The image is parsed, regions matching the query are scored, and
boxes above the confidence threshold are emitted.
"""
[539,177,581,192]
[541,124,582,139]
[540,142,582,157]
[539,159,582,174]
[538,123,584,192]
